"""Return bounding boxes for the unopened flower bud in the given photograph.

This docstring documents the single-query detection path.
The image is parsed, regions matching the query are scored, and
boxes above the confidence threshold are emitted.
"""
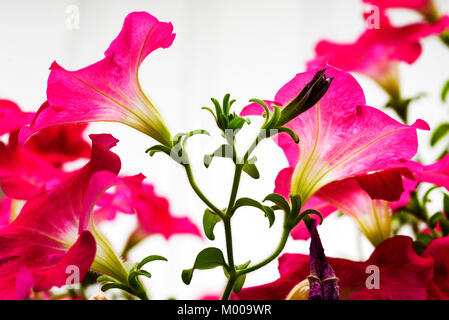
[277,69,333,127]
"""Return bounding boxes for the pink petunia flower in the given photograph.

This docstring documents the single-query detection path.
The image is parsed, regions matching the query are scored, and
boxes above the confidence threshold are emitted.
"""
[0,100,34,137]
[20,12,176,147]
[0,196,12,228]
[0,134,129,299]
[23,121,91,168]
[422,236,449,299]
[307,13,449,98]
[242,67,427,206]
[233,236,433,300]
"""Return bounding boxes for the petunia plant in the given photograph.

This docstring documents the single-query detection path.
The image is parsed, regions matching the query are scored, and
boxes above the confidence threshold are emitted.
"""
[1,2,449,301]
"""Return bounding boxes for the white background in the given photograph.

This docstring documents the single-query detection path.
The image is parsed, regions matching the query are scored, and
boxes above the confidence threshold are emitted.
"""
[1,0,449,299]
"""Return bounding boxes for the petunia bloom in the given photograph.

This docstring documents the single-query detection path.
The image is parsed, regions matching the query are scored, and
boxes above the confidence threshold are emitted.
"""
[233,236,433,300]
[20,12,175,147]
[0,100,34,137]
[242,67,427,206]
[422,237,449,299]
[24,122,91,167]
[307,13,449,99]
[0,134,129,299]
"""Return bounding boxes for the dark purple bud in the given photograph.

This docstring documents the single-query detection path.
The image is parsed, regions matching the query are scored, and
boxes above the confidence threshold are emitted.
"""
[308,219,340,300]
[277,69,333,127]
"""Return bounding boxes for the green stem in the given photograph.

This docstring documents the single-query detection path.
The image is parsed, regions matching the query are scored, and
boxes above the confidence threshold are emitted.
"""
[183,163,224,218]
[221,275,237,300]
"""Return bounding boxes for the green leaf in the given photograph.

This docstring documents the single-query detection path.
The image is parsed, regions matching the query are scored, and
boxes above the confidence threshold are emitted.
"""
[203,209,222,240]
[229,117,247,131]
[137,255,168,270]
[233,197,275,227]
[442,80,449,102]
[182,248,227,285]
[242,163,260,179]
[263,193,290,214]
[430,123,449,146]
[440,219,449,236]
[233,274,247,294]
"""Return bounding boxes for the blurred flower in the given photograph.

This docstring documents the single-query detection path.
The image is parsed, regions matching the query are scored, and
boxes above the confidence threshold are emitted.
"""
[307,13,449,99]
[233,236,433,300]
[23,116,91,167]
[242,67,427,205]
[0,100,34,137]
[0,134,129,299]
[20,12,175,147]
[422,236,449,299]
[0,196,12,228]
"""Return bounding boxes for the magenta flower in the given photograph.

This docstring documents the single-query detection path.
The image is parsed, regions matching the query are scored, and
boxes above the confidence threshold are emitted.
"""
[242,67,426,206]
[422,237,449,299]
[0,100,34,137]
[0,196,12,228]
[0,134,130,299]
[404,155,449,191]
[0,142,66,200]
[20,12,176,147]
[307,13,449,97]
[24,121,91,167]
[233,236,433,300]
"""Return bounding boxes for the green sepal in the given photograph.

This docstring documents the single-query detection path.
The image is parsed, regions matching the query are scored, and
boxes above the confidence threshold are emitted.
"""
[289,194,302,218]
[242,162,260,179]
[145,145,172,157]
[101,283,135,296]
[294,209,323,227]
[233,275,247,294]
[277,127,300,144]
[137,255,168,270]
[263,193,290,215]
[203,209,222,240]
[182,247,228,285]
[128,270,152,288]
[233,197,275,227]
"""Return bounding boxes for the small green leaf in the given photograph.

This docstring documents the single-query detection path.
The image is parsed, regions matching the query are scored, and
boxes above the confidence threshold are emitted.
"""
[203,209,222,240]
[263,193,290,214]
[442,80,449,102]
[233,274,247,294]
[137,255,168,270]
[242,163,260,179]
[229,117,247,131]
[296,209,323,226]
[233,197,275,227]
[430,124,449,146]
[182,248,227,285]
